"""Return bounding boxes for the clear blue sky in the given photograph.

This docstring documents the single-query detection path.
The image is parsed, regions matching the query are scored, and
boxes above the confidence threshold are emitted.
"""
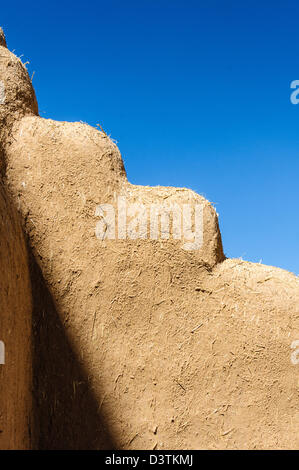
[2,1,299,274]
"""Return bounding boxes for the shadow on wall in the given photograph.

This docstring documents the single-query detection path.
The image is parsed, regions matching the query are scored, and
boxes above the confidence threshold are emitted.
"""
[29,252,116,450]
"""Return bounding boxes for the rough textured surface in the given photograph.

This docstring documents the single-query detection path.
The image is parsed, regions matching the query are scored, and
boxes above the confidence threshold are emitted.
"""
[0,29,298,449]
[0,32,38,176]
[0,181,32,449]
[0,30,35,450]
[0,28,7,48]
